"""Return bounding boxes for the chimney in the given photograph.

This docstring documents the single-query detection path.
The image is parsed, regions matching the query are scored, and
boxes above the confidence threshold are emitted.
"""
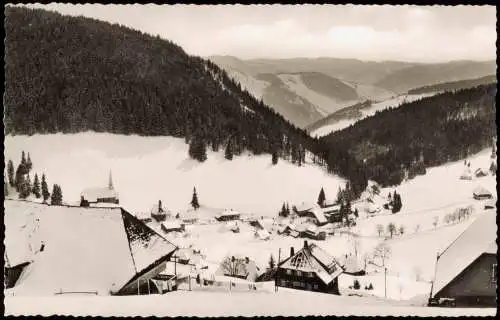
[290,247,295,257]
[304,240,309,249]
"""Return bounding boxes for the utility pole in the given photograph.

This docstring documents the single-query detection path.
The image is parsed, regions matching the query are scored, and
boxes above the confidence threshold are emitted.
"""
[276,248,281,293]
[384,267,387,299]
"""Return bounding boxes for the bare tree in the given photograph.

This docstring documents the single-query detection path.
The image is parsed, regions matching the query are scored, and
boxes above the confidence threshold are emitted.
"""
[432,216,438,229]
[220,256,247,278]
[376,224,384,237]
[414,224,420,234]
[398,225,405,236]
[413,266,423,281]
[373,242,391,267]
[387,222,396,238]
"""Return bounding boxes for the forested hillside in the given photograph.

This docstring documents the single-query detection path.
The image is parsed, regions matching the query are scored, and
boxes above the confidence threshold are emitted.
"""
[407,75,496,95]
[5,7,314,162]
[4,6,369,196]
[320,84,497,186]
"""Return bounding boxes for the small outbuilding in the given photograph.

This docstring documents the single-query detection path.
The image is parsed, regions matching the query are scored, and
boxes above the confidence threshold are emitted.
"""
[472,186,493,200]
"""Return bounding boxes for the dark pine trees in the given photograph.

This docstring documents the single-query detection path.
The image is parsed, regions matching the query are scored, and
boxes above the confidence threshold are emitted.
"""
[50,184,63,205]
[317,187,326,207]
[7,159,15,187]
[32,173,41,198]
[41,173,50,203]
[191,187,200,210]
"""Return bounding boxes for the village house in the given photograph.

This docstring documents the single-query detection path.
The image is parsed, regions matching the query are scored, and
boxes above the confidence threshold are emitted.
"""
[215,209,241,222]
[293,202,316,216]
[472,186,493,200]
[429,210,496,307]
[474,168,488,178]
[80,171,119,206]
[178,211,198,225]
[276,241,343,294]
[4,199,178,296]
[215,255,261,282]
[484,199,496,210]
[151,200,171,222]
[161,220,184,234]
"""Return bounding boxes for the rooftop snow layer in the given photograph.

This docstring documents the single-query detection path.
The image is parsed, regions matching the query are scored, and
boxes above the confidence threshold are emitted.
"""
[81,187,119,202]
[432,210,497,297]
[4,200,176,295]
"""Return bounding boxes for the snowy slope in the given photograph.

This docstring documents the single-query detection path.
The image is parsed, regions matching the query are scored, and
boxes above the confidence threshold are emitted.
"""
[4,133,345,216]
[311,92,437,137]
[5,291,495,317]
[277,74,357,116]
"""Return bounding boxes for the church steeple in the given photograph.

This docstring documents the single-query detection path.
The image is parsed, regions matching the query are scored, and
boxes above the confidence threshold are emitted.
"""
[108,171,114,190]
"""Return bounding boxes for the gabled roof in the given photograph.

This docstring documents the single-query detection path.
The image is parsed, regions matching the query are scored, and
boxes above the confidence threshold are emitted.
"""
[81,187,119,202]
[161,220,182,231]
[4,200,177,295]
[432,211,497,297]
[472,186,492,196]
[309,208,327,224]
[217,209,240,218]
[279,243,343,284]
[294,202,316,212]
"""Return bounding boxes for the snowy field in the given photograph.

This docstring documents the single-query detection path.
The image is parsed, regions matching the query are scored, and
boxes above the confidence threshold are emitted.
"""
[4,133,345,216]
[311,92,437,137]
[4,291,495,317]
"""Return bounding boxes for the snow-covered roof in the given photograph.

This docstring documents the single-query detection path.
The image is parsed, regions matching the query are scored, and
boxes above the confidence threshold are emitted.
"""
[294,202,316,212]
[217,209,240,218]
[161,220,182,231]
[4,200,176,295]
[432,211,497,297]
[215,255,260,281]
[279,243,343,284]
[81,187,119,202]
[256,229,270,240]
[89,202,120,208]
[484,199,496,208]
[309,208,327,224]
[472,186,492,197]
[179,211,198,221]
[322,204,341,214]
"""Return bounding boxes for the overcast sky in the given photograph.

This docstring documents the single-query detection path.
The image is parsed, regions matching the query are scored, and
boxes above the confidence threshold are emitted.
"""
[24,4,496,62]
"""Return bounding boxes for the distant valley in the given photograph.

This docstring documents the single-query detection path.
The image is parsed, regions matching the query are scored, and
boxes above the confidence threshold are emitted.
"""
[210,56,496,129]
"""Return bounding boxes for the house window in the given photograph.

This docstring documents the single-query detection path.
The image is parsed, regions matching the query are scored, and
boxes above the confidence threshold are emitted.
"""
[280,279,287,286]
[313,284,319,290]
[286,269,292,275]
[492,264,497,284]
[296,271,302,277]
[307,272,315,278]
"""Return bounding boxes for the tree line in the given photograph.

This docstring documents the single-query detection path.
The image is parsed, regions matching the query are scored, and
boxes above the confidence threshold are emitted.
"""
[5,150,63,205]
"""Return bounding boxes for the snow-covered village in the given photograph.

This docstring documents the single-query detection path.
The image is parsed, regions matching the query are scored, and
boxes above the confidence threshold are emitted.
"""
[3,4,498,318]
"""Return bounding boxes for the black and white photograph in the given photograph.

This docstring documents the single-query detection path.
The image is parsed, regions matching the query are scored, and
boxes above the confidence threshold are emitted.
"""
[3,3,497,317]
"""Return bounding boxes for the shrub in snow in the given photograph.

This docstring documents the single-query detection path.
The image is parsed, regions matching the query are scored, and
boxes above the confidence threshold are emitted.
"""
[368,283,374,290]
[353,279,361,290]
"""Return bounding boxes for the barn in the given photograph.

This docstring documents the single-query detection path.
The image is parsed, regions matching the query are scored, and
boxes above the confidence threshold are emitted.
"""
[472,186,493,200]
[276,241,343,294]
[215,209,240,222]
[429,211,497,307]
[4,200,177,296]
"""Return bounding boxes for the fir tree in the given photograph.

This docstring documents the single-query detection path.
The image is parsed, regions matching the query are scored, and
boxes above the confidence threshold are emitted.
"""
[32,173,41,198]
[20,151,27,174]
[272,151,278,165]
[191,187,200,210]
[14,165,25,192]
[18,175,30,199]
[336,187,343,204]
[26,152,33,172]
[317,187,326,207]
[7,159,15,187]
[41,173,50,203]
[51,184,63,205]
[268,254,275,269]
[225,140,234,161]
[286,203,290,215]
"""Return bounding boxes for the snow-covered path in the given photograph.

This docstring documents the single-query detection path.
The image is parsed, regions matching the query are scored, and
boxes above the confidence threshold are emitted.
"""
[4,291,495,317]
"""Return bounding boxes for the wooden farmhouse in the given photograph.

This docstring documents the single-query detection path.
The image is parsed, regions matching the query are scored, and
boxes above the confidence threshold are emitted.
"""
[215,209,240,222]
[4,199,178,296]
[429,211,497,307]
[276,241,343,294]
